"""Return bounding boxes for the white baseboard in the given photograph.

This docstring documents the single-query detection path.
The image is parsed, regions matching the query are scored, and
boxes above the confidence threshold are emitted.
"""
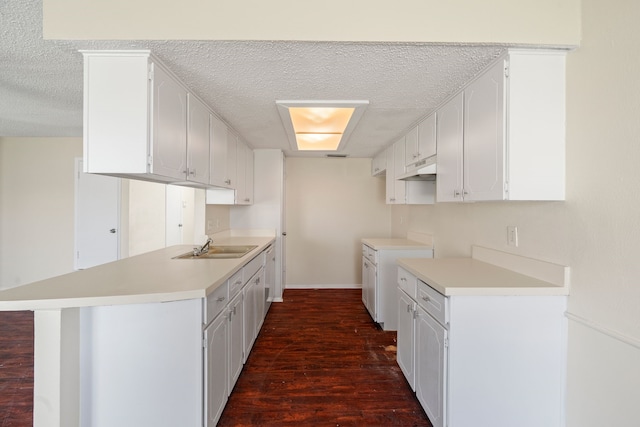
[285,284,362,290]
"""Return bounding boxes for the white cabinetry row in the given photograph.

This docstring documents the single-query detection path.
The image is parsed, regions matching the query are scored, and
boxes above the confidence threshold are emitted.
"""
[373,48,566,203]
[82,50,252,204]
[204,248,269,426]
[396,267,567,427]
[361,244,433,330]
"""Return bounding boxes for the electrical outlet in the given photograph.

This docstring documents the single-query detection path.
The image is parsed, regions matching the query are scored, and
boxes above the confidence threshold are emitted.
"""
[507,226,519,247]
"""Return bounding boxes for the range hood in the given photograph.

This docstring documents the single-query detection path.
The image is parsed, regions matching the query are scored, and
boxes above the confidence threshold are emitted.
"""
[398,156,437,181]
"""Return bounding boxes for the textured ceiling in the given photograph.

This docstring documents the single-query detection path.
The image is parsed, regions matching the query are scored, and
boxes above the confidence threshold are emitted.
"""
[0,0,506,158]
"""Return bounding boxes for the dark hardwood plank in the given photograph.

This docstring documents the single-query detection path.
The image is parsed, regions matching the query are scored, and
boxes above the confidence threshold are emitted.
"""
[0,311,34,427]
[219,289,432,427]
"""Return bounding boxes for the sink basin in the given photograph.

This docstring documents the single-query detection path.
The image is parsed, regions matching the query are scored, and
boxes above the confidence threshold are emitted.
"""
[173,245,258,259]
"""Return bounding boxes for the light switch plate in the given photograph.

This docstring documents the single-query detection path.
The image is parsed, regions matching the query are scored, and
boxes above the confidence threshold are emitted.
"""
[507,226,519,247]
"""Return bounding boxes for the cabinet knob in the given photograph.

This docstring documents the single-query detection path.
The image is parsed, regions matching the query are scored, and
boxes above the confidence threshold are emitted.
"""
[422,295,431,303]
[216,296,226,302]
[400,277,406,282]
[225,179,231,185]
[109,228,117,234]
[189,169,196,176]
[454,190,461,197]
[244,198,250,202]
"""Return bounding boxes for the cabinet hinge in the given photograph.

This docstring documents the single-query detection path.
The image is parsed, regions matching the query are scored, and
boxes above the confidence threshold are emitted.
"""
[504,63,509,78]
[148,64,154,81]
[504,181,509,194]
[147,155,153,166]
[444,338,449,348]
[77,251,80,260]
[203,338,207,349]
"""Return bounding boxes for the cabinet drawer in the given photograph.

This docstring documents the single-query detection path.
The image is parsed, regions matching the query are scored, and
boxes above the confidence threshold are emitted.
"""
[397,267,418,299]
[228,270,244,298]
[205,281,229,325]
[243,252,263,283]
[363,245,377,264]
[417,280,448,327]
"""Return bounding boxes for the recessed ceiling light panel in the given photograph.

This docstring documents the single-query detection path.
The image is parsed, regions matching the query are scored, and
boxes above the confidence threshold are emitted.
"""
[276,100,368,152]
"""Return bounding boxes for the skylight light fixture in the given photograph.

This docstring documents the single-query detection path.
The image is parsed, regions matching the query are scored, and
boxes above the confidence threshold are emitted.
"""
[276,101,369,152]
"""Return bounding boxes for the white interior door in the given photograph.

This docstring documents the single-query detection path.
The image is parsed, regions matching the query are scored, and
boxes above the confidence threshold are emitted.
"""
[75,159,120,269]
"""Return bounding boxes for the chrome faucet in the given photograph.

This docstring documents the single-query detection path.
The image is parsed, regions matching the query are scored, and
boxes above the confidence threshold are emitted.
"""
[193,237,213,256]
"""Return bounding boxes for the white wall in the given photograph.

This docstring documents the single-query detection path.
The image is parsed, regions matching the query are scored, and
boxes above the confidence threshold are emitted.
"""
[285,158,390,287]
[393,2,640,425]
[0,137,82,289]
[43,0,580,46]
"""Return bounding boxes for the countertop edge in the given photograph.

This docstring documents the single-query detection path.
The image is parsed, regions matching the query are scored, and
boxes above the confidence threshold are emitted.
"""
[0,236,275,311]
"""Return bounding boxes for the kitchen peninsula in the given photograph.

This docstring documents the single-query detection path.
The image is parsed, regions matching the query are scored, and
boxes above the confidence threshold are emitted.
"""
[0,232,275,427]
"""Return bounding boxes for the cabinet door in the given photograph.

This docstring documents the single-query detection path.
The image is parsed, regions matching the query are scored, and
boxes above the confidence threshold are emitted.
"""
[186,94,210,184]
[394,136,407,179]
[362,257,376,320]
[464,59,506,201]
[255,268,266,330]
[397,289,416,391]
[243,278,256,361]
[417,113,437,162]
[204,313,228,427]
[152,64,188,180]
[404,126,418,166]
[209,114,230,188]
[226,131,238,189]
[228,291,244,393]
[244,146,254,204]
[386,144,406,204]
[415,307,447,427]
[372,150,386,176]
[436,92,464,202]
[235,139,247,203]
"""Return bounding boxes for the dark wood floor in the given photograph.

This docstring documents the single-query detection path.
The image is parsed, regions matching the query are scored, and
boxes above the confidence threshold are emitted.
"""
[0,290,430,426]
[219,289,431,426]
[0,311,34,427]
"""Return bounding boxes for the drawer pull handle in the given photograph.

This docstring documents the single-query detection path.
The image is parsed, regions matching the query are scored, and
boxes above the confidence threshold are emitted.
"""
[422,295,431,302]
[400,277,406,282]
[216,296,226,302]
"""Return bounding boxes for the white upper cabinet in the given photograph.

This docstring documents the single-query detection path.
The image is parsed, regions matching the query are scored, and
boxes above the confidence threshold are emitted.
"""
[186,93,210,185]
[83,50,248,191]
[437,49,566,202]
[404,126,419,166]
[417,114,437,163]
[393,136,407,179]
[209,114,230,189]
[235,139,254,205]
[436,93,465,202]
[371,150,387,176]
[405,113,437,170]
[386,143,406,204]
[151,64,188,181]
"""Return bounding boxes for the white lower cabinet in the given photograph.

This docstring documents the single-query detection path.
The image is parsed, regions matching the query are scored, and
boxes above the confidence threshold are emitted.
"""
[204,310,229,427]
[396,289,416,390]
[362,243,433,330]
[397,269,568,427]
[227,291,244,393]
[203,249,271,425]
[243,267,265,360]
[415,305,447,427]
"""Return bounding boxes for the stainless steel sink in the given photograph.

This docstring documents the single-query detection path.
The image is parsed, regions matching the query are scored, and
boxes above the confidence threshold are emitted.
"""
[173,245,258,259]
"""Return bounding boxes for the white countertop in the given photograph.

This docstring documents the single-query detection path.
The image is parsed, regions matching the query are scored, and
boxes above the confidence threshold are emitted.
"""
[0,235,275,311]
[361,238,433,251]
[398,246,570,297]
